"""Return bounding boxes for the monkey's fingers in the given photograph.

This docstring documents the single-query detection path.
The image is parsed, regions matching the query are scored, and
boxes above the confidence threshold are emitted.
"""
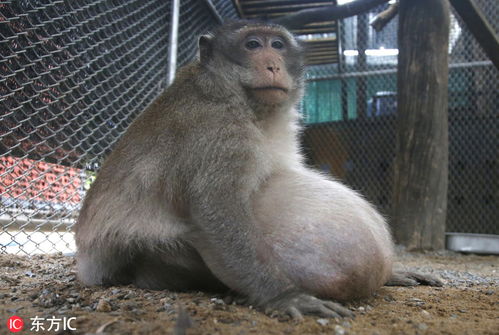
[265,293,353,320]
[404,271,444,287]
[223,292,249,305]
[286,305,340,319]
[385,272,419,286]
[323,301,355,318]
[286,306,304,321]
[386,271,444,287]
[299,302,341,319]
[287,295,350,319]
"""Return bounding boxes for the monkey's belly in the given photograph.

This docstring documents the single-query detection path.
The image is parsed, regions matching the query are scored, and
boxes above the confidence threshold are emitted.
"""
[254,169,394,301]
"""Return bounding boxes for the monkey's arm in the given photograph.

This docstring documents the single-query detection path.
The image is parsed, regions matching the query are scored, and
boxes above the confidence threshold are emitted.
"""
[185,129,352,319]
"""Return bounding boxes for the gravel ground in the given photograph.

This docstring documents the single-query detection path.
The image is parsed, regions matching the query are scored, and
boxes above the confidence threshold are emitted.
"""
[0,250,497,335]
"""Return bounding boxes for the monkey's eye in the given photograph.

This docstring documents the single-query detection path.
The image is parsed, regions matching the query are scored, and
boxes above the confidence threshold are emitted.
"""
[271,40,285,49]
[245,40,262,50]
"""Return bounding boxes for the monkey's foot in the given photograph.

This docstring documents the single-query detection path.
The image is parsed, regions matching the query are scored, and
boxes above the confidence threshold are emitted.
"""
[264,293,354,321]
[222,292,249,305]
[385,271,444,287]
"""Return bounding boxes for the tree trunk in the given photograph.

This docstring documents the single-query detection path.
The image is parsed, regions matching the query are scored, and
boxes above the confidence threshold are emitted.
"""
[392,0,450,250]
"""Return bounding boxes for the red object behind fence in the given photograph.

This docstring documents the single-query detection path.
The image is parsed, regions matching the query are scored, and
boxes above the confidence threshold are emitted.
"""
[0,156,82,204]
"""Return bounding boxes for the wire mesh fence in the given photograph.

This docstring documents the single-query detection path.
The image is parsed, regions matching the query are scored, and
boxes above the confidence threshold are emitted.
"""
[0,0,236,254]
[1,0,497,254]
[302,1,498,235]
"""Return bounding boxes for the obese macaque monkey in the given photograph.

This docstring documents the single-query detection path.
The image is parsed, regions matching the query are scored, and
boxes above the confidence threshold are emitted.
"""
[75,20,441,319]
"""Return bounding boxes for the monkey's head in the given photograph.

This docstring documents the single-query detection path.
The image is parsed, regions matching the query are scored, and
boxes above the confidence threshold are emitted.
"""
[199,21,305,112]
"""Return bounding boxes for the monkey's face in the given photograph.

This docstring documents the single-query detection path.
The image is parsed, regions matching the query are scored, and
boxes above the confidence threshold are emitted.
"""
[239,31,297,105]
[199,21,305,109]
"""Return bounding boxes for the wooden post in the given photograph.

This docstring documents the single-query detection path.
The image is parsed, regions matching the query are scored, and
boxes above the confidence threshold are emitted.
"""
[392,0,450,250]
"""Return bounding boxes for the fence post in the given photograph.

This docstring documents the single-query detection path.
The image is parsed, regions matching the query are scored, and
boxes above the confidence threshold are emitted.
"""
[168,0,180,85]
[392,0,450,250]
[356,12,368,119]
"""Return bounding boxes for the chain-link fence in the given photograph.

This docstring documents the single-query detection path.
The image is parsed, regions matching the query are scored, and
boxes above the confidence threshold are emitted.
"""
[0,0,236,254]
[302,1,498,235]
[1,0,497,254]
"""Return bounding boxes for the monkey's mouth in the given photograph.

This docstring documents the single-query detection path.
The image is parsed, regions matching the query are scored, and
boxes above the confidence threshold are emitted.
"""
[246,86,290,105]
[251,86,289,93]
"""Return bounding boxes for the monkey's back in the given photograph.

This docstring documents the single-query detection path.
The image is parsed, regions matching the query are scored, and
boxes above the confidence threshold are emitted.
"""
[74,63,218,248]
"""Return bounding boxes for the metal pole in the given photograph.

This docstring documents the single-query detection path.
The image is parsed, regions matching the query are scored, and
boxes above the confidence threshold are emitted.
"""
[202,0,223,24]
[356,12,368,119]
[338,18,349,120]
[168,0,180,85]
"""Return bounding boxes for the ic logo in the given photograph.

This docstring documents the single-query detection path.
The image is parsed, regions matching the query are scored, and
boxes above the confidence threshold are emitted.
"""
[7,316,24,332]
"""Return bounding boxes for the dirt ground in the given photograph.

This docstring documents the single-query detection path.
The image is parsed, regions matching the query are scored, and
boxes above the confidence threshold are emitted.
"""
[0,250,497,335]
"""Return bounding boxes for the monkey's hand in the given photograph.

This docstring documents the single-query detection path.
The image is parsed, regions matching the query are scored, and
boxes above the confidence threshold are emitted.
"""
[385,271,444,287]
[264,292,354,321]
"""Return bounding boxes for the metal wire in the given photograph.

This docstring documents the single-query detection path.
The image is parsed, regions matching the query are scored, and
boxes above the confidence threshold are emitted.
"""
[0,0,236,254]
[302,1,498,235]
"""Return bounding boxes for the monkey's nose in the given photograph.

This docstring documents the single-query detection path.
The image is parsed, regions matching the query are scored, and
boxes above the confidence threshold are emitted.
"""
[267,65,280,73]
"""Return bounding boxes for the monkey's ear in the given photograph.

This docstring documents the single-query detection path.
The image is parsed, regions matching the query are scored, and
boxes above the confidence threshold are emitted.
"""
[198,34,213,64]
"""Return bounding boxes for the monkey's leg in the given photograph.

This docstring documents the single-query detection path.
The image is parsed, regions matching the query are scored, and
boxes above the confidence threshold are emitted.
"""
[77,240,226,291]
[76,247,135,286]
[385,271,444,287]
[131,245,227,292]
